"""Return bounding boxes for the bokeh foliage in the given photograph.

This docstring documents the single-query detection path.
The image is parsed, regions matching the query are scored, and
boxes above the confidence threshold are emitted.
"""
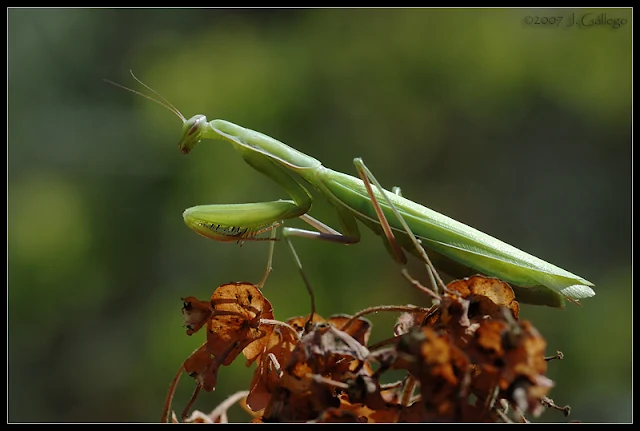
[8,8,631,423]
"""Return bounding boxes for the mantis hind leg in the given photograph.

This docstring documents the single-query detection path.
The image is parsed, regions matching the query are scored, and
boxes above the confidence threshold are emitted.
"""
[351,158,446,298]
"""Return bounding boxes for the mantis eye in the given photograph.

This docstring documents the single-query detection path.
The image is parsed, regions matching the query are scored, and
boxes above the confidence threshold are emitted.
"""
[187,117,202,135]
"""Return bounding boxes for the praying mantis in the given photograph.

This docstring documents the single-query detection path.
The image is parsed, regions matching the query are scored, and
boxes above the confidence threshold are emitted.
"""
[109,73,595,308]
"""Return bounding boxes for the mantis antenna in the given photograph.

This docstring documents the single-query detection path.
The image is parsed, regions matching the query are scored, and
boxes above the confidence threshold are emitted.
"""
[104,70,186,122]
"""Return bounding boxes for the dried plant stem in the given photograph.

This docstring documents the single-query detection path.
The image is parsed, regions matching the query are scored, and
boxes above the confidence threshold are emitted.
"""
[181,385,202,420]
[207,390,251,423]
[339,304,430,332]
[400,375,417,407]
[161,363,185,423]
[260,318,302,340]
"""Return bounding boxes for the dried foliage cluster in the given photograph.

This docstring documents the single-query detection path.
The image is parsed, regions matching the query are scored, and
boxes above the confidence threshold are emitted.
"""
[162,275,570,423]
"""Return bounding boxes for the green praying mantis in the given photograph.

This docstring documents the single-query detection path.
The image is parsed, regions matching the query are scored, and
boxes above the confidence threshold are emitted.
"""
[109,73,595,308]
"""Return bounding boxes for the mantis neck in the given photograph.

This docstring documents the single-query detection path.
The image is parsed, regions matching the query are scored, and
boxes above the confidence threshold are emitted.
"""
[207,119,322,171]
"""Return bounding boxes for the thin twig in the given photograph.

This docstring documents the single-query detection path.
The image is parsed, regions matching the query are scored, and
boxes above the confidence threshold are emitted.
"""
[338,304,430,333]
[544,350,564,361]
[161,363,185,423]
[260,318,302,340]
[542,396,571,417]
[207,390,251,423]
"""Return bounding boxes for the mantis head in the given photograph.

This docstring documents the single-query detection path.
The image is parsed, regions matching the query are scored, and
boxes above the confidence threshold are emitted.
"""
[105,71,209,154]
[178,114,208,155]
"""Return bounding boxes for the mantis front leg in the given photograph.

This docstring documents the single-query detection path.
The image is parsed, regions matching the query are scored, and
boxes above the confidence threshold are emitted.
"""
[183,160,443,302]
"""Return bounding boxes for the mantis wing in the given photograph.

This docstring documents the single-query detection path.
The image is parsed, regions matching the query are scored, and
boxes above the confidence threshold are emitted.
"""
[318,169,595,308]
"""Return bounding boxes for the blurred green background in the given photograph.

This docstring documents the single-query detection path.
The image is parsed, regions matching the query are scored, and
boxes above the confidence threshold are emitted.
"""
[8,8,631,423]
